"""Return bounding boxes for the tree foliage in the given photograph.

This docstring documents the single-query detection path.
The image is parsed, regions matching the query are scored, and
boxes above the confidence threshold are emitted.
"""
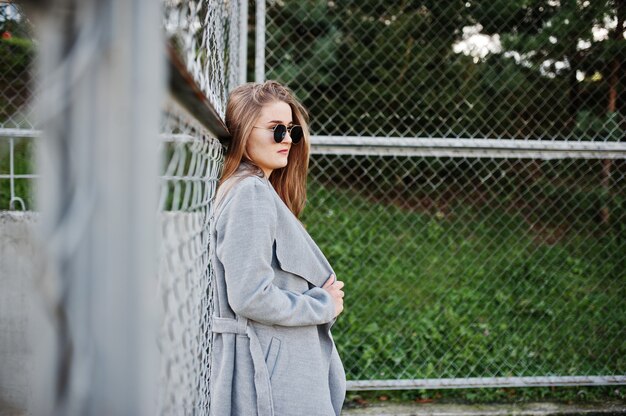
[265,0,625,141]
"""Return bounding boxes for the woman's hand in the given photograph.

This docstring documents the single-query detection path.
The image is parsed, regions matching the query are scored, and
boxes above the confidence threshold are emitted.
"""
[322,274,345,318]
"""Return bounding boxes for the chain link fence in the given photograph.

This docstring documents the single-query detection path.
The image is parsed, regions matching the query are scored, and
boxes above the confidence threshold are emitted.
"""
[0,1,33,131]
[304,151,625,388]
[164,0,242,118]
[0,0,237,413]
[264,0,626,388]
[265,0,625,141]
[0,2,35,210]
[1,0,240,210]
[157,100,224,414]
[2,2,625,413]
[161,1,239,413]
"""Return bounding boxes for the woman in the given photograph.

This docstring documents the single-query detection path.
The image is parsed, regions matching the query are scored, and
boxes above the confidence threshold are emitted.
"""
[209,80,346,416]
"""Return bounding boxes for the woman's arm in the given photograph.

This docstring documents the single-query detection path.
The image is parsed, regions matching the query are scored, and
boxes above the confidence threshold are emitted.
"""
[216,177,335,326]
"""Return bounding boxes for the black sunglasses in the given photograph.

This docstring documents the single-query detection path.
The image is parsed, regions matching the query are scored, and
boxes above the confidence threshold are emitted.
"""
[253,124,303,144]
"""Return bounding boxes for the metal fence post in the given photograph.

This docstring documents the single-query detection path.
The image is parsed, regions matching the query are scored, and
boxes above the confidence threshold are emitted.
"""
[27,0,163,413]
[239,0,248,85]
[255,0,265,83]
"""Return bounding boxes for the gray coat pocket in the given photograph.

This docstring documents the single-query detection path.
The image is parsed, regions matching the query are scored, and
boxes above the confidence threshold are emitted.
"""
[265,337,281,379]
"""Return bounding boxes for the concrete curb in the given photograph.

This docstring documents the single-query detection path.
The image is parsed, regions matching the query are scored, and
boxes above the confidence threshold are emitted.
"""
[342,401,626,415]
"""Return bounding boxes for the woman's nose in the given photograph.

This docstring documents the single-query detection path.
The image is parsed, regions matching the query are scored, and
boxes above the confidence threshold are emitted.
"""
[283,132,293,144]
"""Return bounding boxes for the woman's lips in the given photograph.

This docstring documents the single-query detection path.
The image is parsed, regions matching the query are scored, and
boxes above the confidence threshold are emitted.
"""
[278,149,289,154]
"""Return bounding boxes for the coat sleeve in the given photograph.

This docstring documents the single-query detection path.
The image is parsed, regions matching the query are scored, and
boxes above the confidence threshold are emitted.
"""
[215,177,336,326]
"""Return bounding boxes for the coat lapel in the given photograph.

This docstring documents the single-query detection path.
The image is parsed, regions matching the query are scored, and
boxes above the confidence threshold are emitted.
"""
[271,191,334,288]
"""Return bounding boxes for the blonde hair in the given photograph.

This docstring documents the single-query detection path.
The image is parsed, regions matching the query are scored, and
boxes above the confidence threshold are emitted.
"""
[220,80,310,218]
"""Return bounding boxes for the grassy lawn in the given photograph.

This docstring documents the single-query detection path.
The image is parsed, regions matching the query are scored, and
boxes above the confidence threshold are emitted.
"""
[301,180,626,389]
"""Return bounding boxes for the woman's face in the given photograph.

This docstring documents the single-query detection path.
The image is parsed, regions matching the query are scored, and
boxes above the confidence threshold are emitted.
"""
[246,100,294,178]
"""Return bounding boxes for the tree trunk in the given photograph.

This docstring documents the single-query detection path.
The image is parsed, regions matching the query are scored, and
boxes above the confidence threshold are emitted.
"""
[601,0,625,225]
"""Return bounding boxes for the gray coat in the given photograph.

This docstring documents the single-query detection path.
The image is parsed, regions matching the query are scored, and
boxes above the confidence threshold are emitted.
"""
[209,173,346,416]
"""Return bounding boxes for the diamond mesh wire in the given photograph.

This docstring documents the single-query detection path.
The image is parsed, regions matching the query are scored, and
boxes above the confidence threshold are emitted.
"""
[158,0,238,412]
[3,2,236,409]
[0,2,35,210]
[0,1,34,130]
[164,0,241,119]
[302,152,626,383]
[157,99,224,415]
[266,0,626,387]
[2,0,236,412]
[265,0,626,141]
[4,0,624,401]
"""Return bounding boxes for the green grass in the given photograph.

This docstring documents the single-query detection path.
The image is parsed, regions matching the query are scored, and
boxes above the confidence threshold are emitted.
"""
[301,180,626,388]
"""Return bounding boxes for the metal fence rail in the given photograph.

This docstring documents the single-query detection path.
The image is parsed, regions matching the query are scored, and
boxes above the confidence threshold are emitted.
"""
[311,136,626,159]
[348,376,626,391]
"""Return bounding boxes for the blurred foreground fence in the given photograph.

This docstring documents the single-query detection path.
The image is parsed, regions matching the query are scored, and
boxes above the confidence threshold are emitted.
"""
[1,0,237,414]
[1,2,626,415]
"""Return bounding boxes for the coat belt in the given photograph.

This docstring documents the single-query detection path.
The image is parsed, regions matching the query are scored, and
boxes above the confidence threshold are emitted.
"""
[211,315,275,416]
[211,316,248,334]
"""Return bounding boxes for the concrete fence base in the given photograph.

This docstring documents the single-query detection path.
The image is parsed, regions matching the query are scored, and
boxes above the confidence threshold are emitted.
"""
[0,211,39,415]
